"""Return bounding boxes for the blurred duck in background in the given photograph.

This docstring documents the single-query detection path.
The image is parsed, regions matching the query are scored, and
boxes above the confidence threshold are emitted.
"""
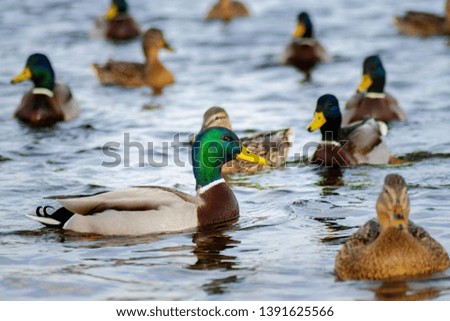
[93,28,175,95]
[11,53,80,127]
[335,174,450,281]
[393,0,450,37]
[343,55,406,126]
[282,12,329,82]
[205,0,249,22]
[96,0,141,41]
[198,107,291,174]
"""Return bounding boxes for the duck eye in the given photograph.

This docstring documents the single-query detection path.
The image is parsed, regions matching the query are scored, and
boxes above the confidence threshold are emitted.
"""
[222,135,231,142]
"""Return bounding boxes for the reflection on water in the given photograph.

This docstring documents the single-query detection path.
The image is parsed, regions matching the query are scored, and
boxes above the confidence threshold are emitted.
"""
[316,166,344,196]
[189,221,241,295]
[189,221,240,271]
[370,281,441,301]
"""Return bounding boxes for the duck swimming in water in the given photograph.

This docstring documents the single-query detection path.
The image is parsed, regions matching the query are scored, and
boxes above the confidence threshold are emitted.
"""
[343,55,406,126]
[282,12,329,82]
[93,28,175,95]
[205,0,249,22]
[335,174,450,280]
[96,0,141,41]
[393,0,450,37]
[306,94,390,167]
[199,107,292,174]
[26,127,269,236]
[11,53,80,127]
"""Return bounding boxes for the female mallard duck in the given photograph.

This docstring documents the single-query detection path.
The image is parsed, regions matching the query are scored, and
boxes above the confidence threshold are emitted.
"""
[26,127,269,236]
[343,56,406,126]
[199,107,292,174]
[96,0,140,41]
[205,0,249,22]
[282,12,329,82]
[335,174,450,280]
[93,28,175,95]
[10,53,80,127]
[306,94,390,167]
[393,0,450,37]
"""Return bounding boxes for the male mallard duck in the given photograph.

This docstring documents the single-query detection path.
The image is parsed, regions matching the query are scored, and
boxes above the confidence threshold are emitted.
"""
[92,28,174,95]
[393,0,450,37]
[26,127,269,236]
[335,174,450,280]
[10,53,80,127]
[282,12,329,82]
[306,94,390,167]
[343,56,406,126]
[199,107,292,174]
[96,0,140,41]
[205,0,249,22]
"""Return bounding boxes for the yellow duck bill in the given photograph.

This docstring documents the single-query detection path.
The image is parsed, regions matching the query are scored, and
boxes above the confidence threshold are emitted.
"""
[236,146,271,166]
[357,74,373,92]
[306,111,326,132]
[11,67,32,84]
[293,23,306,38]
[105,4,118,20]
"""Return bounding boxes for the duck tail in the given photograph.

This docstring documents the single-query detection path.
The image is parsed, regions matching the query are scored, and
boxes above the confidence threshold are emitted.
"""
[26,206,74,229]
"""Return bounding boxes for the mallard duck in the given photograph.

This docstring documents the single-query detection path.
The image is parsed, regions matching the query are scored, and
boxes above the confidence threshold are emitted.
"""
[10,53,80,127]
[199,107,292,174]
[96,0,140,41]
[306,94,390,167]
[205,0,249,22]
[282,12,329,82]
[92,28,175,95]
[393,0,450,37]
[335,174,450,280]
[343,55,406,126]
[26,127,269,236]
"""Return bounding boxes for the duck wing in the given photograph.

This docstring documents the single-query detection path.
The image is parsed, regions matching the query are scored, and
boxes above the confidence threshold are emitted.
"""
[341,118,390,164]
[92,60,145,87]
[53,82,80,121]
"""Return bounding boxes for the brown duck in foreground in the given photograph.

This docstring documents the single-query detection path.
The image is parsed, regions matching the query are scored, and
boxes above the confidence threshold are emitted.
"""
[393,0,450,37]
[199,107,292,174]
[205,0,249,22]
[92,28,175,95]
[95,0,140,41]
[335,174,450,281]
[11,53,80,127]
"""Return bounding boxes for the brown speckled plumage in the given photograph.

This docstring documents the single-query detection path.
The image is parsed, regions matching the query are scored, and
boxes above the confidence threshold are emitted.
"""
[335,174,450,281]
[92,28,174,95]
[199,107,292,174]
[205,0,249,22]
[393,0,450,37]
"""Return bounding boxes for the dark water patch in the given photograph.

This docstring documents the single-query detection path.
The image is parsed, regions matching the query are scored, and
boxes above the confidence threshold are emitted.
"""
[0,155,12,161]
[398,151,450,162]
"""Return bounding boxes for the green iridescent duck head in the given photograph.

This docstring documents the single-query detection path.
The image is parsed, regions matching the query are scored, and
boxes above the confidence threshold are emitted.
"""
[192,127,269,188]
[357,55,386,93]
[11,53,55,91]
[105,0,129,20]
